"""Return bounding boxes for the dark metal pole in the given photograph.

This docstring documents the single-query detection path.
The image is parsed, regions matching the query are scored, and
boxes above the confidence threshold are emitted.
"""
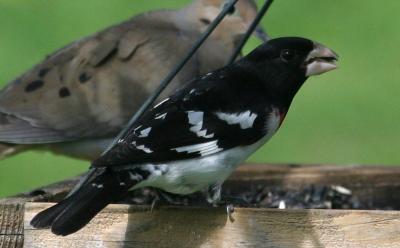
[102,0,239,154]
[227,0,274,65]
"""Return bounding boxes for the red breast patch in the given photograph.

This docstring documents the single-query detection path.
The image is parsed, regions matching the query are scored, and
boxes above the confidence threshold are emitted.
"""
[279,111,287,127]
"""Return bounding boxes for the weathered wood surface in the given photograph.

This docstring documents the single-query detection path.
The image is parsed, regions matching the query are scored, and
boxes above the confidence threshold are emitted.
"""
[2,164,400,247]
[24,202,400,248]
[3,164,400,205]
[0,204,24,248]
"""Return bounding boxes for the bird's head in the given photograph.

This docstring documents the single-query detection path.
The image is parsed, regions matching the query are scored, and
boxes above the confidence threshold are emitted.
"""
[184,0,268,42]
[241,37,338,102]
[246,37,338,77]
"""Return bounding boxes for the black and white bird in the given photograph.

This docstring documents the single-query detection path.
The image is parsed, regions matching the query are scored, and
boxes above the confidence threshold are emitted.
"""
[31,37,338,236]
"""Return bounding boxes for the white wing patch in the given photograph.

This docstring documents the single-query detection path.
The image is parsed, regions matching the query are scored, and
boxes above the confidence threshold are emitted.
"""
[215,111,257,129]
[132,141,153,153]
[138,127,152,138]
[155,112,167,120]
[187,111,203,125]
[153,98,169,108]
[133,125,142,132]
[187,111,214,138]
[201,72,213,79]
[171,140,222,156]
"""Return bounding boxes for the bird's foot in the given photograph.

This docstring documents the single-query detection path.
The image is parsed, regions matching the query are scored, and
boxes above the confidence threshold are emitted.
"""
[226,204,235,222]
[205,184,249,222]
[218,196,249,223]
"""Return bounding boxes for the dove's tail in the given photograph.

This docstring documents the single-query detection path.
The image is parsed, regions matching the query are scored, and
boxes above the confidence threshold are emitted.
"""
[0,112,67,144]
[30,166,148,236]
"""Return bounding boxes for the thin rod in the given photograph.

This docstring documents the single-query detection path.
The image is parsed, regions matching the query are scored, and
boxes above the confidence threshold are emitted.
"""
[227,0,274,65]
[102,0,239,154]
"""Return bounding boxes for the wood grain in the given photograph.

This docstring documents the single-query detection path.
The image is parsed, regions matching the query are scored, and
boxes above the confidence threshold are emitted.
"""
[24,202,400,248]
[2,164,400,247]
[0,204,24,248]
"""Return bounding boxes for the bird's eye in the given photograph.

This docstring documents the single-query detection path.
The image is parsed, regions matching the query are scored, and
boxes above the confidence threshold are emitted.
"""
[280,49,296,62]
[221,2,236,15]
[227,5,236,15]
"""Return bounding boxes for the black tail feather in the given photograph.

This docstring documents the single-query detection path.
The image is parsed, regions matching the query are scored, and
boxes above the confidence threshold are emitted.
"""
[51,185,121,235]
[30,198,72,228]
[30,167,146,236]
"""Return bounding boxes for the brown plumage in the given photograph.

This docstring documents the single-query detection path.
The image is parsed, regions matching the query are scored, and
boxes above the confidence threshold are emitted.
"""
[0,0,267,160]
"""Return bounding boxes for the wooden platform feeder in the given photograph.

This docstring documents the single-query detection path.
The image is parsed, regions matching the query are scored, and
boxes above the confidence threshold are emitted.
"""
[1,163,400,247]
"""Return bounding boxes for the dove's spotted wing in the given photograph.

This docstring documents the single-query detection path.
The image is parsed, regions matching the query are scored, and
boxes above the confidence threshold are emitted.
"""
[0,12,202,144]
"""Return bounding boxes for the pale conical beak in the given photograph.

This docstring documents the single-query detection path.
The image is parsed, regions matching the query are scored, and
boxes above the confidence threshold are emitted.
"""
[305,42,339,77]
[253,25,269,42]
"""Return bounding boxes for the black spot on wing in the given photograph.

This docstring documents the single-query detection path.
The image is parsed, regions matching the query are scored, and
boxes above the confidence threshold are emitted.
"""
[25,80,44,92]
[38,68,50,78]
[79,72,91,83]
[59,87,71,98]
[200,18,211,25]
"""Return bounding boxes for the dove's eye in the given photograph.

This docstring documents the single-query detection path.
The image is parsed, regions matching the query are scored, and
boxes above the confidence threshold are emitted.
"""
[220,3,236,15]
[226,5,236,15]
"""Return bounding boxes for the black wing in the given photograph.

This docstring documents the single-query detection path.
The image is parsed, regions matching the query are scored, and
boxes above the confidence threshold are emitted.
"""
[92,67,271,167]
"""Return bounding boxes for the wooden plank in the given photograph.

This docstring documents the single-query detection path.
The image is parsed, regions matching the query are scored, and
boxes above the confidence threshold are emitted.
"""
[24,202,400,248]
[0,204,24,248]
[1,164,400,247]
[3,164,400,205]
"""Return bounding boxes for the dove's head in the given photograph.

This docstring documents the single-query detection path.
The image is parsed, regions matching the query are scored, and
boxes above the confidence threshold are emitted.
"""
[182,0,268,43]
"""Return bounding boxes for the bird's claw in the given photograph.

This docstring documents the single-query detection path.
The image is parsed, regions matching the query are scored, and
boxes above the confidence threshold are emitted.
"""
[226,204,235,222]
[150,196,158,212]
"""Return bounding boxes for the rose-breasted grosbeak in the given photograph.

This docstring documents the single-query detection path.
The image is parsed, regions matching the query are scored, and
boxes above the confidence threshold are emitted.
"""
[31,37,338,236]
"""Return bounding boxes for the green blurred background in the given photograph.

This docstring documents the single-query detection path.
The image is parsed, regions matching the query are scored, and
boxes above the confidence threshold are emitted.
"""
[0,0,399,197]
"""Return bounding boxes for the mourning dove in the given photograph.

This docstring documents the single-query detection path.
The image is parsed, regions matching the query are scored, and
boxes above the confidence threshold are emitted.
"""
[0,0,267,161]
